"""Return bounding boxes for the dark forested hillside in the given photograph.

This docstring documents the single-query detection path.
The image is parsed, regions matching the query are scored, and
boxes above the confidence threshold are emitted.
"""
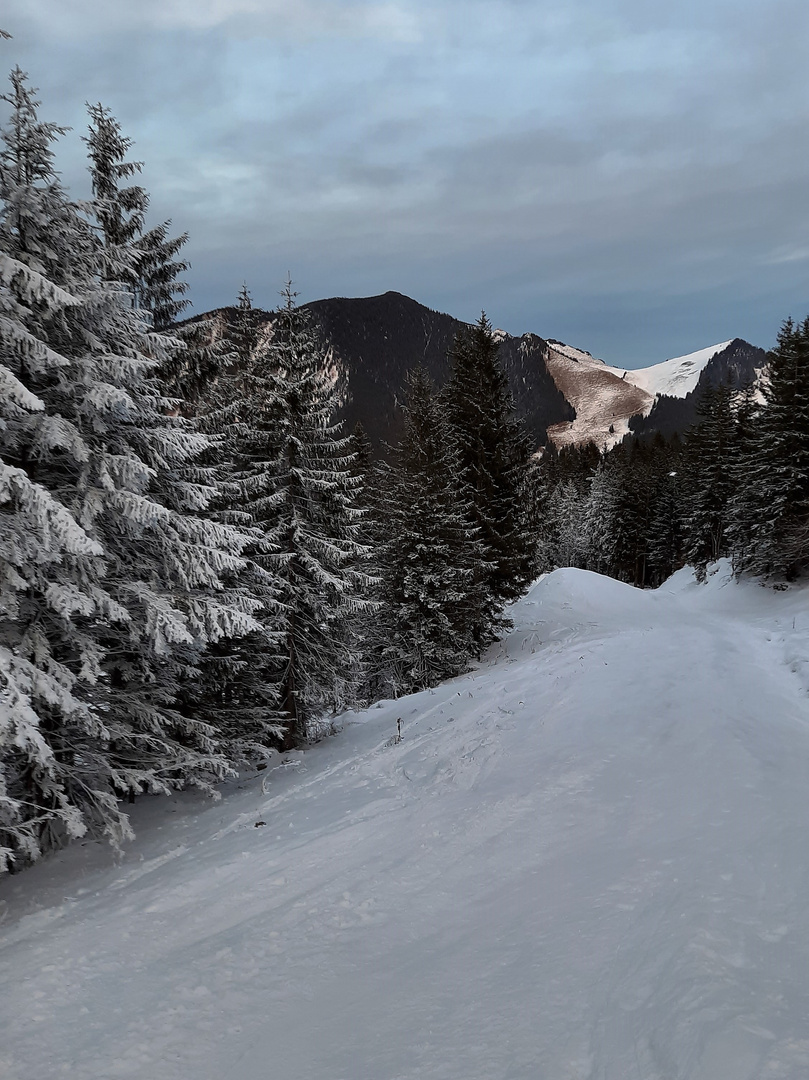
[303,292,574,451]
[187,292,574,453]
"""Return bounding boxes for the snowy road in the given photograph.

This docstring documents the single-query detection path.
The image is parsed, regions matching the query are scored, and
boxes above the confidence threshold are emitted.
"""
[2,565,809,1079]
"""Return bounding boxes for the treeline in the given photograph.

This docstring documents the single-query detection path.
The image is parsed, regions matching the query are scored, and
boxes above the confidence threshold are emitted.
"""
[0,69,535,870]
[532,317,809,586]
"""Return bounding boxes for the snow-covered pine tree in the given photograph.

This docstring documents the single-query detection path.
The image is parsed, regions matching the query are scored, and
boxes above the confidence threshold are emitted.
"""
[724,379,762,571]
[2,76,262,867]
[188,287,288,762]
[135,219,190,331]
[582,455,622,576]
[375,367,489,695]
[175,285,265,416]
[579,440,650,584]
[84,103,147,266]
[221,281,370,745]
[620,440,657,586]
[645,433,686,587]
[530,444,595,573]
[733,318,809,579]
[0,69,133,866]
[86,110,268,769]
[0,466,105,870]
[85,103,190,333]
[78,105,267,796]
[335,420,379,709]
[444,313,535,604]
[159,313,227,418]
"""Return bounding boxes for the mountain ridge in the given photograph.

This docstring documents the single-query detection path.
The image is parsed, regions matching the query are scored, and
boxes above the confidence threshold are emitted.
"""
[185,291,767,452]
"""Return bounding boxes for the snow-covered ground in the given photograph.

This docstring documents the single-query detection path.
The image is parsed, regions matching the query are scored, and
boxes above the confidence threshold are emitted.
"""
[607,341,734,399]
[2,564,809,1080]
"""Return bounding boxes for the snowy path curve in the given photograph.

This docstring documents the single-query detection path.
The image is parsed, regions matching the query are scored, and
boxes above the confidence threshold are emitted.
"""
[2,565,809,1080]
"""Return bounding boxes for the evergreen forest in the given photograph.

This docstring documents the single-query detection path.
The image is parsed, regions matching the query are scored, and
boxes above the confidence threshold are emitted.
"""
[1,65,808,873]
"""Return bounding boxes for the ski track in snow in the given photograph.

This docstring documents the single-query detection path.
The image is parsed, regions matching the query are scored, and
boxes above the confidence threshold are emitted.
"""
[2,564,809,1079]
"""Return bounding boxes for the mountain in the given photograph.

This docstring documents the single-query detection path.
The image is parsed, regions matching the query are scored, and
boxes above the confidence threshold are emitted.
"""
[184,293,767,452]
[301,292,574,451]
[627,338,768,439]
[542,337,768,450]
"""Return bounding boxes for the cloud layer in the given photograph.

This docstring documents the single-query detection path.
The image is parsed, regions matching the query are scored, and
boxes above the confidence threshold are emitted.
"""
[3,0,808,364]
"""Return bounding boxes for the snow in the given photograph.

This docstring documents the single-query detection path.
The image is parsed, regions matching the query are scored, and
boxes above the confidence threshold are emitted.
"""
[3,564,809,1079]
[545,341,597,364]
[607,341,734,400]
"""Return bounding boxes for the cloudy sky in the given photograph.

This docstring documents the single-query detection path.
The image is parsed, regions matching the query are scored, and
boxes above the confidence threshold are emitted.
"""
[2,0,808,365]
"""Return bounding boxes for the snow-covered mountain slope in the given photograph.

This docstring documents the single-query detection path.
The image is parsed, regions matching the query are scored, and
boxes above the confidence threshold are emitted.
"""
[3,565,809,1080]
[606,340,734,399]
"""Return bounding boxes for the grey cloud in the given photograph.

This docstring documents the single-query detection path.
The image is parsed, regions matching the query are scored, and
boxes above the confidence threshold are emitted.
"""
[2,0,808,365]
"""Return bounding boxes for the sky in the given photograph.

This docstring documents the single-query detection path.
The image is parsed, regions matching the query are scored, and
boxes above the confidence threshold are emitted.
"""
[1,0,808,367]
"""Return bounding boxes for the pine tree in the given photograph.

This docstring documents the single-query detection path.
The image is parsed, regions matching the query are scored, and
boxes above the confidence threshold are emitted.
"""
[582,455,621,576]
[190,287,287,761]
[580,440,652,584]
[0,70,131,864]
[734,318,809,579]
[339,421,379,707]
[84,103,147,266]
[1,76,261,866]
[376,367,488,695]
[78,117,264,796]
[530,445,596,573]
[621,440,656,586]
[725,380,761,570]
[681,379,737,580]
[135,219,190,330]
[444,313,535,603]
[226,281,369,744]
[85,103,190,331]
[645,433,686,586]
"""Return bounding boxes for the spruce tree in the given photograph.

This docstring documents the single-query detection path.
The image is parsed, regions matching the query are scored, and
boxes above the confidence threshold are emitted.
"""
[734,318,809,579]
[582,455,621,576]
[530,445,596,573]
[645,433,686,586]
[339,421,379,708]
[681,379,737,580]
[725,380,762,570]
[135,219,190,330]
[191,286,287,761]
[376,367,488,695]
[85,103,189,331]
[1,76,261,866]
[0,68,133,865]
[232,281,369,744]
[444,313,535,603]
[78,106,265,797]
